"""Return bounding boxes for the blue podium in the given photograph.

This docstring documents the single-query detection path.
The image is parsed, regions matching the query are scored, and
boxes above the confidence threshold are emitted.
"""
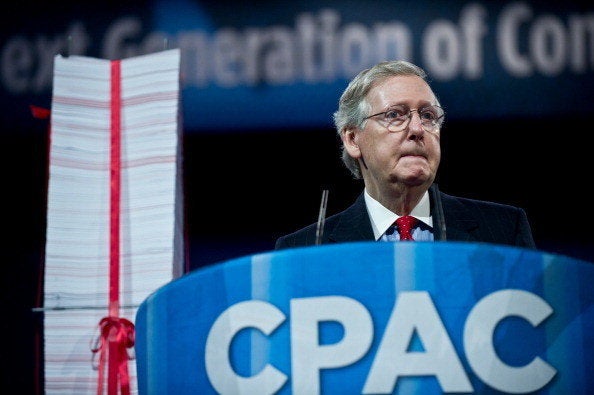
[135,242,594,394]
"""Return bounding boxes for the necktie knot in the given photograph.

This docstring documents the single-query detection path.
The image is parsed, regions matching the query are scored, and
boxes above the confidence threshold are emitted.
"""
[395,215,417,241]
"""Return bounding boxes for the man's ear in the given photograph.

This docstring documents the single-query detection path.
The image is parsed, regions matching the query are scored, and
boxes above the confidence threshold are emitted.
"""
[341,127,361,159]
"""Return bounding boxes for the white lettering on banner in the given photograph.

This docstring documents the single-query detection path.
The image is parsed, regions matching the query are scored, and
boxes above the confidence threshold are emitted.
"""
[204,290,556,394]
[290,296,373,395]
[102,17,169,61]
[0,23,89,94]
[363,291,473,393]
[1,3,593,95]
[498,2,533,77]
[497,1,594,77]
[204,300,288,395]
[296,10,341,82]
[464,289,557,393]
[422,4,488,80]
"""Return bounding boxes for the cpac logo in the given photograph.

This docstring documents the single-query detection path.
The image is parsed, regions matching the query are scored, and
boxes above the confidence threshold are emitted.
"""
[205,289,555,394]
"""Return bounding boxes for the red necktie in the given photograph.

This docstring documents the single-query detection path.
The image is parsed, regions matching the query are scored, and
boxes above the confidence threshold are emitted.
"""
[396,215,417,241]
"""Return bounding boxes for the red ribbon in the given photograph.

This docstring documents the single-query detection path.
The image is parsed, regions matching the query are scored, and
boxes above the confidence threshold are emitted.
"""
[109,60,122,319]
[30,105,51,120]
[92,59,135,395]
[91,317,135,395]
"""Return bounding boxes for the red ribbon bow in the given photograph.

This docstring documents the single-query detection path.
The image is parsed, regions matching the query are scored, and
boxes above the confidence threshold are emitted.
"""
[91,317,135,395]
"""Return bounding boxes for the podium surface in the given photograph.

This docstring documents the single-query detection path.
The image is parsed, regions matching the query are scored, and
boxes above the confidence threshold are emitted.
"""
[135,242,594,394]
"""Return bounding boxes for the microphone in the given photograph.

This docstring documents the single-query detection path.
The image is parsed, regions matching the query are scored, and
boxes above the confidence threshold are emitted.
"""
[315,189,329,245]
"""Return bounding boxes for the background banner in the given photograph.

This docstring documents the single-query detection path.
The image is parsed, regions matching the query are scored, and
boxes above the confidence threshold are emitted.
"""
[2,0,594,131]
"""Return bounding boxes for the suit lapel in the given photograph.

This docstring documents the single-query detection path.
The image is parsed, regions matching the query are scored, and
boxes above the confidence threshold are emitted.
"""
[439,192,479,242]
[328,193,375,243]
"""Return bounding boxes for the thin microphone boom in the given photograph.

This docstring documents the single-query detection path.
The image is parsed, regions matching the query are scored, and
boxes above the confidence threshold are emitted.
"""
[315,189,329,245]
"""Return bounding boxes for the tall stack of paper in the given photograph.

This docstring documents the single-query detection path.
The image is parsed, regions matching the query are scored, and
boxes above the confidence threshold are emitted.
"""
[43,49,183,394]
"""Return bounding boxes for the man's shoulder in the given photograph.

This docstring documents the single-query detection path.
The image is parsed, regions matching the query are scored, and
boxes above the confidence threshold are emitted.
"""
[275,193,369,250]
[274,209,347,250]
[441,191,524,213]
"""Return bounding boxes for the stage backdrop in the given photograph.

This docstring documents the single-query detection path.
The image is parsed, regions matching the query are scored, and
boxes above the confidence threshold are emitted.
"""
[135,241,594,394]
[2,0,594,131]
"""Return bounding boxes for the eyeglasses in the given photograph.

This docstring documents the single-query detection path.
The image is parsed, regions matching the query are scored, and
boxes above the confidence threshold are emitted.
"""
[363,104,445,132]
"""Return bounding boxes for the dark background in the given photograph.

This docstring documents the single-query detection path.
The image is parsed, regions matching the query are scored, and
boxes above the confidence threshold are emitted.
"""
[2,0,594,393]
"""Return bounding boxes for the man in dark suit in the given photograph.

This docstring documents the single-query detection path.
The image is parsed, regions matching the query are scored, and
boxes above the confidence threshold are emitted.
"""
[275,60,535,250]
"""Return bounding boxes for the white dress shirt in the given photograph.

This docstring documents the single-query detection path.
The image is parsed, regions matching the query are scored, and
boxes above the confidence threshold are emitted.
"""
[364,189,434,241]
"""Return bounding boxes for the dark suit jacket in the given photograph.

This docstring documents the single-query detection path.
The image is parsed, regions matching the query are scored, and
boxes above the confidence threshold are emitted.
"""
[275,187,536,250]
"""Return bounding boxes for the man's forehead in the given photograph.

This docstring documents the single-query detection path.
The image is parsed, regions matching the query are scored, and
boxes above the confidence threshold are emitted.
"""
[367,75,436,104]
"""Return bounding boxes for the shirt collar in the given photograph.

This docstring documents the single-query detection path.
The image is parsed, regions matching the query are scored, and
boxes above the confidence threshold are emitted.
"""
[364,188,434,240]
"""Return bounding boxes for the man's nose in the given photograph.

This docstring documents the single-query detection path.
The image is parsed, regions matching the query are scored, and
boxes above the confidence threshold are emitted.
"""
[407,110,425,136]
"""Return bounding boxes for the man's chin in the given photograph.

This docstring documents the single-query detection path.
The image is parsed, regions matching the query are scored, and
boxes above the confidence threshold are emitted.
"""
[399,173,434,188]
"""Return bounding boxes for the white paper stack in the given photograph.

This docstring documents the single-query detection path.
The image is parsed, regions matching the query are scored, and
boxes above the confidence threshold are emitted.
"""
[43,49,183,394]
